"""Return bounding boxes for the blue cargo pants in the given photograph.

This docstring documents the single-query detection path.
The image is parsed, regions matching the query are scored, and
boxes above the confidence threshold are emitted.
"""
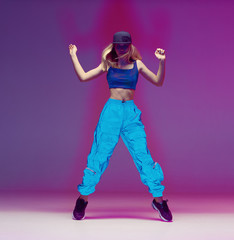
[77,98,165,197]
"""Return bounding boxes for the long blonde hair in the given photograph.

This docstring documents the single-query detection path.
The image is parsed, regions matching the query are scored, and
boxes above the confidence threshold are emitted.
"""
[101,43,142,71]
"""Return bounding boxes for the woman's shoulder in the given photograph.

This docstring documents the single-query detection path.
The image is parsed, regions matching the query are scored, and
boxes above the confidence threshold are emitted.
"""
[135,59,143,64]
[135,59,143,71]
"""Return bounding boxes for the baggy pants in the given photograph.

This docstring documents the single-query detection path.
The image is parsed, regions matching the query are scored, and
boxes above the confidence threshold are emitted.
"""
[77,98,165,197]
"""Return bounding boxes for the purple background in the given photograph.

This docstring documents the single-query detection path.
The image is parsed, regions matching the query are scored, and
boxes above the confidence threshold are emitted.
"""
[1,0,233,195]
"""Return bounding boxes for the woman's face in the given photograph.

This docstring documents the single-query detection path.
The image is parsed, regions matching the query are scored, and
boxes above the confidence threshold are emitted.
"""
[114,43,131,56]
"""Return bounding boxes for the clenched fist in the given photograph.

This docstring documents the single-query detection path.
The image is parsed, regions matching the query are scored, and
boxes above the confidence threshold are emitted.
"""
[155,48,166,61]
[69,44,77,56]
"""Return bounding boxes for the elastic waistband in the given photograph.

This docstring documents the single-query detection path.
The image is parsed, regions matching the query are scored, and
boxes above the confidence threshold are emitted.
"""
[107,98,135,105]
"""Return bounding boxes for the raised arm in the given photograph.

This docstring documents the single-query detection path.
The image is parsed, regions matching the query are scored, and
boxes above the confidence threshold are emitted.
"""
[137,48,166,87]
[69,44,105,82]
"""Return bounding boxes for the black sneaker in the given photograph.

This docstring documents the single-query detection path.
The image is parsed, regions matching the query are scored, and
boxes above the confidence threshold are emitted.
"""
[72,197,88,220]
[152,199,173,222]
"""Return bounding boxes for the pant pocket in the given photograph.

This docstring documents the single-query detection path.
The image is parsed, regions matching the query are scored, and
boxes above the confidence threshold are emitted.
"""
[153,162,164,182]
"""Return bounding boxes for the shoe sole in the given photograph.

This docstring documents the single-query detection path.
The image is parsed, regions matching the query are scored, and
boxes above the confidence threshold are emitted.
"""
[152,202,171,222]
[72,212,85,220]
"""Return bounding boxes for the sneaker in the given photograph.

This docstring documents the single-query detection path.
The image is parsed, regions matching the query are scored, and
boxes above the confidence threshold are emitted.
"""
[72,197,88,220]
[152,199,173,222]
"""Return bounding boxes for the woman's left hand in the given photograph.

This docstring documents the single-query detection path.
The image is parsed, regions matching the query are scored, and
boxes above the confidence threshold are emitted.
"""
[155,48,166,60]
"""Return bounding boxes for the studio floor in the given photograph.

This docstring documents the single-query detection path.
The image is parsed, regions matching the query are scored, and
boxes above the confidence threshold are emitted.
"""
[0,191,234,240]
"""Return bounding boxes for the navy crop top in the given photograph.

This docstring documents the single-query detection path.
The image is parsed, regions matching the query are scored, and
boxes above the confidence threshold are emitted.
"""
[106,60,139,90]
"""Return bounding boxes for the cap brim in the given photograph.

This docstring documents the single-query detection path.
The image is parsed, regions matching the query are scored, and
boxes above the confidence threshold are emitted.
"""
[113,42,131,44]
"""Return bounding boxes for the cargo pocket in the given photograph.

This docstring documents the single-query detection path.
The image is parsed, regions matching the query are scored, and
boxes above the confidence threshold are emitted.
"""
[152,162,164,182]
[86,167,96,174]
[133,106,143,121]
[82,167,100,187]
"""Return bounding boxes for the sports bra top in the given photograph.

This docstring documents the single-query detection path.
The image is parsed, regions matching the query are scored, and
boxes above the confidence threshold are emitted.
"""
[106,60,139,90]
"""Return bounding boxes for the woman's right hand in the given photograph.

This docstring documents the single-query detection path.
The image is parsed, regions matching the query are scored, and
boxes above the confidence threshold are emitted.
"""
[69,44,77,56]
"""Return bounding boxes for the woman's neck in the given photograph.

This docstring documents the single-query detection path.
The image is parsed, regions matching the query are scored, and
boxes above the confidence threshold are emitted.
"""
[117,58,131,67]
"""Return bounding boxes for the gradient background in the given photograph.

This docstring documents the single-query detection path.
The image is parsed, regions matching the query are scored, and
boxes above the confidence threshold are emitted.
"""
[1,0,233,196]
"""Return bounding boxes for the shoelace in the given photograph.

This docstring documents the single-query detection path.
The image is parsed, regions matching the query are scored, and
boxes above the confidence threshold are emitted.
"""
[162,199,169,212]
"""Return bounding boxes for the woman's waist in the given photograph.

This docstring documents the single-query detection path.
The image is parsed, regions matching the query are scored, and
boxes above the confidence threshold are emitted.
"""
[109,87,135,101]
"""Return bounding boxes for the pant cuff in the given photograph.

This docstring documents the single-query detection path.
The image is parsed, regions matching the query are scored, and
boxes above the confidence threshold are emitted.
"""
[77,185,95,196]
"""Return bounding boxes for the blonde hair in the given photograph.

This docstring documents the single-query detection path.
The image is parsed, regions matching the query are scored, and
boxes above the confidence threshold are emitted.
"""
[101,43,142,71]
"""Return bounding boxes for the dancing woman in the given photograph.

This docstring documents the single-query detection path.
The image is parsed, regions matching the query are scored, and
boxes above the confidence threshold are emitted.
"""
[69,31,172,221]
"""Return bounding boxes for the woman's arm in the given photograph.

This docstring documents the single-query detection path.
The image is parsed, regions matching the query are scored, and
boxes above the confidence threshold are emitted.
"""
[69,44,105,82]
[137,48,166,87]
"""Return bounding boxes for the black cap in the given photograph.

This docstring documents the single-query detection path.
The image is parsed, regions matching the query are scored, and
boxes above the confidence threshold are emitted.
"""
[113,31,132,44]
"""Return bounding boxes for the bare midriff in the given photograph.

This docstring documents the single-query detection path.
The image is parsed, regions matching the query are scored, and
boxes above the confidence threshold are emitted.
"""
[109,88,135,101]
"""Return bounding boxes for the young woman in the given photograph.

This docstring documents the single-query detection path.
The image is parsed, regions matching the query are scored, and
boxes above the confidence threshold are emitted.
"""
[69,31,172,222]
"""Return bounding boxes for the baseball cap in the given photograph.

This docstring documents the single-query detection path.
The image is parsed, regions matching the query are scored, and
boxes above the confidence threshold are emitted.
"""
[113,31,132,44]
